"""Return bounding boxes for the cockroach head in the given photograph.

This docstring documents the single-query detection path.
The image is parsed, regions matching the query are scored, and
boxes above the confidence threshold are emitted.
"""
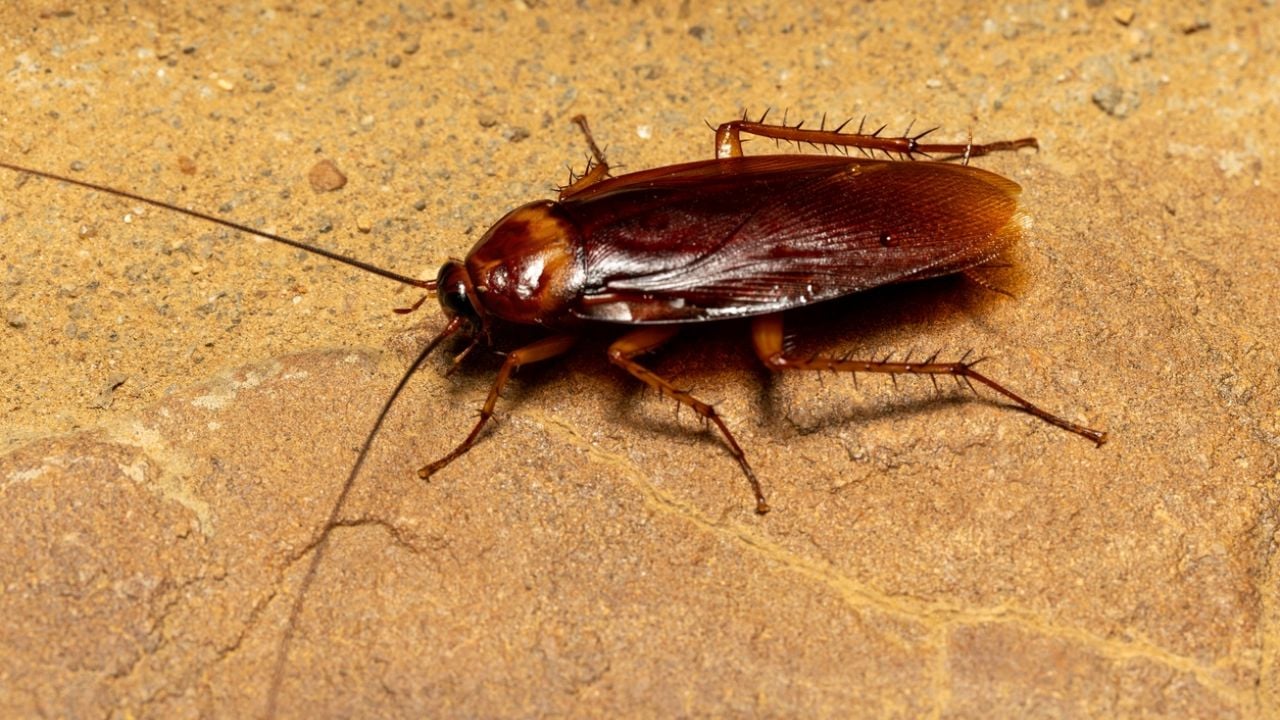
[435,259,483,333]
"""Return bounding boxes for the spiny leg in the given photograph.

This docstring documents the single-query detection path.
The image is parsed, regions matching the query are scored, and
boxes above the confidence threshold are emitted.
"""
[750,313,1107,445]
[560,115,612,198]
[608,327,770,514]
[714,115,1037,160]
[419,334,577,479]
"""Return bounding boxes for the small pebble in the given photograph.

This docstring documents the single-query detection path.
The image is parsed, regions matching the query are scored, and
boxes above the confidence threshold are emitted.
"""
[308,159,347,192]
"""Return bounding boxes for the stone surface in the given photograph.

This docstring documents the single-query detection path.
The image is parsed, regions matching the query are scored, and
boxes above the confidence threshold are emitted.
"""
[1,2,1276,717]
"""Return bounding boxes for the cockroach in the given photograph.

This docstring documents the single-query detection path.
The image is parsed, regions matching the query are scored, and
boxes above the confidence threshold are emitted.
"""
[3,113,1106,712]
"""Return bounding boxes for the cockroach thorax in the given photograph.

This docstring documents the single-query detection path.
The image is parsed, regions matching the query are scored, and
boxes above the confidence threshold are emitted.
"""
[465,200,586,327]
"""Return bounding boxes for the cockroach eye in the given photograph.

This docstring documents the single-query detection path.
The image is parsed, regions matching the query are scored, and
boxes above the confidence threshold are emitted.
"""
[435,260,480,327]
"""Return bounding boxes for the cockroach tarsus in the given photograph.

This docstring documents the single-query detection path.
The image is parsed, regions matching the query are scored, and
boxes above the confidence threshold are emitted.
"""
[2,113,1106,714]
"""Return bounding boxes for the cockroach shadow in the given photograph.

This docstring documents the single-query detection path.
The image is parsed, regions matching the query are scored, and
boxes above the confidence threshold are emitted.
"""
[590,262,1028,448]
[754,258,1033,435]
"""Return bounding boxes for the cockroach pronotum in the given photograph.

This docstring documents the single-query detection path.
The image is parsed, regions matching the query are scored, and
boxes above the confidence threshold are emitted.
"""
[4,113,1106,711]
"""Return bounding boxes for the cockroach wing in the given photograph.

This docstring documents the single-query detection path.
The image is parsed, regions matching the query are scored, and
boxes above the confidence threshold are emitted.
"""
[560,155,1024,323]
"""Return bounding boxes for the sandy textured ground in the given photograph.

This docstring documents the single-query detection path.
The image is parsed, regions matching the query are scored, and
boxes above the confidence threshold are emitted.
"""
[1,1,1276,717]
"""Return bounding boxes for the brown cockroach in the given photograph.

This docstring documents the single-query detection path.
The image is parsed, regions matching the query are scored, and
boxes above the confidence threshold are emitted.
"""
[3,114,1108,512]
[3,113,1106,711]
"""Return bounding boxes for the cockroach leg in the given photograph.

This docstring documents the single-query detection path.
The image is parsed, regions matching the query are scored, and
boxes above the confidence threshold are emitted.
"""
[750,314,1107,446]
[393,293,432,315]
[608,327,770,514]
[713,118,1038,161]
[560,115,612,198]
[418,334,576,479]
[444,337,482,377]
[714,122,748,158]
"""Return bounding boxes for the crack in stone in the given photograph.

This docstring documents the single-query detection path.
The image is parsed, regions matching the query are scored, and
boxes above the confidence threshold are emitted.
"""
[533,407,1249,708]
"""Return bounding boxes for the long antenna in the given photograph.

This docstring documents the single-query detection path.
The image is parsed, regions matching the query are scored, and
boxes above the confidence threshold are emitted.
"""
[264,315,464,719]
[0,160,436,290]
